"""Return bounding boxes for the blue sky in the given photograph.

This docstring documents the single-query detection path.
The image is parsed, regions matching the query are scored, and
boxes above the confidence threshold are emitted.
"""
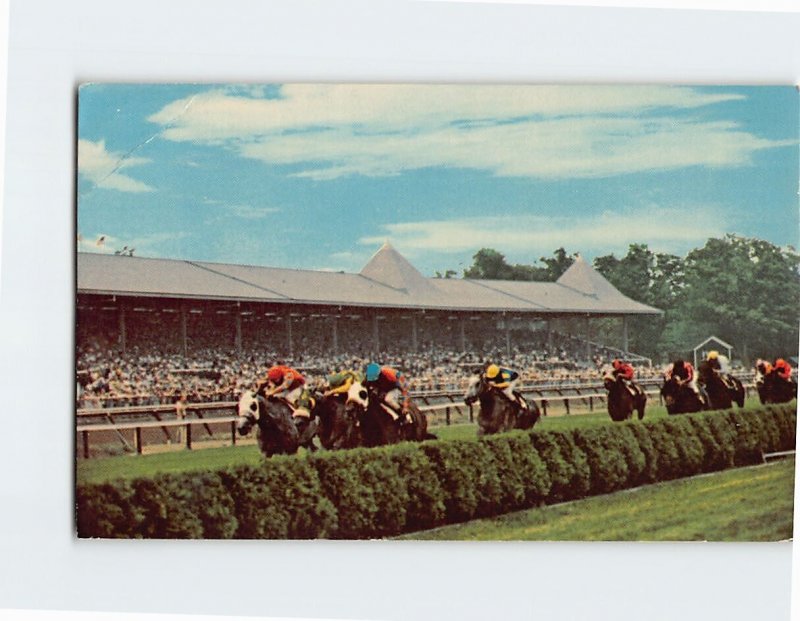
[77,84,799,276]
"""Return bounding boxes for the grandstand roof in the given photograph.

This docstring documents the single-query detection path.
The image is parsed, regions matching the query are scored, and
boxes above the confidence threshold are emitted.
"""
[77,246,661,315]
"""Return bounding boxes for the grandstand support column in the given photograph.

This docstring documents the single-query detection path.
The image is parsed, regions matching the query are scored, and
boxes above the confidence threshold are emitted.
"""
[235,311,242,353]
[286,310,293,357]
[331,316,339,354]
[411,314,418,352]
[460,317,466,352]
[622,315,629,353]
[585,315,591,361]
[505,314,511,357]
[372,312,380,353]
[547,319,553,351]
[118,302,126,354]
[180,303,188,357]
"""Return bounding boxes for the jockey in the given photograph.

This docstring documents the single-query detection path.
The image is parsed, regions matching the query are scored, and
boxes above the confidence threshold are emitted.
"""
[706,350,730,374]
[610,359,638,397]
[364,363,411,424]
[664,359,704,400]
[324,369,364,397]
[774,358,792,382]
[484,363,525,410]
[257,364,313,419]
[706,350,734,389]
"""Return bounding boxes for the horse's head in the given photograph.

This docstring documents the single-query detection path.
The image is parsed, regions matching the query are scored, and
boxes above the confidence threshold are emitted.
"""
[464,371,485,405]
[660,377,679,407]
[602,372,616,392]
[755,359,769,382]
[346,380,370,411]
[236,390,263,436]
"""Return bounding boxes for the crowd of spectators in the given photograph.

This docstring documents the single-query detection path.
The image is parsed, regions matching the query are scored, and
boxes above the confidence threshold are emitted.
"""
[76,327,666,409]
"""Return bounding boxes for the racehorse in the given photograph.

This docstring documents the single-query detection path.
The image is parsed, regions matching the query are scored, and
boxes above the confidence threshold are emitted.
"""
[755,363,797,404]
[603,372,646,421]
[360,383,436,447]
[464,371,541,437]
[660,376,706,415]
[236,391,300,457]
[697,362,745,410]
[311,386,364,450]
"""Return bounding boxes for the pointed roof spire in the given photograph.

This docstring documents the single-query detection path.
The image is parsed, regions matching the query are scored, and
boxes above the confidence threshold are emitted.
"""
[360,242,442,296]
[556,254,622,298]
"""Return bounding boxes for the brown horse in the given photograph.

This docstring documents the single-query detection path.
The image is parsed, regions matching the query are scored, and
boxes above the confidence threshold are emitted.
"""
[603,372,646,421]
[755,363,797,404]
[660,377,706,415]
[697,361,745,409]
[311,391,362,450]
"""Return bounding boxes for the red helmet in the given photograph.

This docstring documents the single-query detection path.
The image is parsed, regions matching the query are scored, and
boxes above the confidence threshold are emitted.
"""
[612,359,622,369]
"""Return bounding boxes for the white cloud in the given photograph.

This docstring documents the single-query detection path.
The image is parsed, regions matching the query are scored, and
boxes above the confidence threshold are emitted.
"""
[226,204,280,219]
[359,206,725,256]
[145,85,790,180]
[78,139,155,193]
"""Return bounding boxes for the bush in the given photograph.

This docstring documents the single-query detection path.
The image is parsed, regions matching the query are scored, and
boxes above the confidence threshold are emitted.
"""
[76,481,137,538]
[389,444,447,532]
[643,421,683,481]
[420,440,491,523]
[688,414,735,473]
[128,472,239,539]
[770,406,797,451]
[75,405,797,539]
[661,419,705,478]
[726,410,764,465]
[220,458,336,539]
[311,448,406,539]
[614,425,648,486]
[572,427,631,495]
[533,430,591,501]
[626,424,659,485]
[530,431,574,502]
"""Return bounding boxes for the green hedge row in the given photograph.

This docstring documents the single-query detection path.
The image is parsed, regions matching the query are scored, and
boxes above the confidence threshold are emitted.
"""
[76,405,796,539]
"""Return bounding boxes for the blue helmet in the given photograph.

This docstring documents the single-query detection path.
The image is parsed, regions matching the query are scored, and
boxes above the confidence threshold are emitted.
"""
[365,362,381,382]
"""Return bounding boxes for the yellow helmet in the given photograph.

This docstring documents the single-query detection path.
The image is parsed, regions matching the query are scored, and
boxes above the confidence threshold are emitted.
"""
[707,350,719,360]
[485,364,500,379]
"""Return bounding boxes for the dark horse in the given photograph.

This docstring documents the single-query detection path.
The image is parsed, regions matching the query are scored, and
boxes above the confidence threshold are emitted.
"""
[755,364,798,404]
[660,377,706,415]
[464,372,541,437]
[359,386,436,448]
[603,373,646,422]
[311,389,363,450]
[697,361,745,410]
[236,391,300,457]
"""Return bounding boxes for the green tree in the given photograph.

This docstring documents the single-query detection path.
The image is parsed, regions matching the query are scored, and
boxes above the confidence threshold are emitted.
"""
[463,247,575,282]
[593,244,684,360]
[434,269,457,279]
[677,235,800,363]
[463,248,514,280]
[539,247,576,281]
